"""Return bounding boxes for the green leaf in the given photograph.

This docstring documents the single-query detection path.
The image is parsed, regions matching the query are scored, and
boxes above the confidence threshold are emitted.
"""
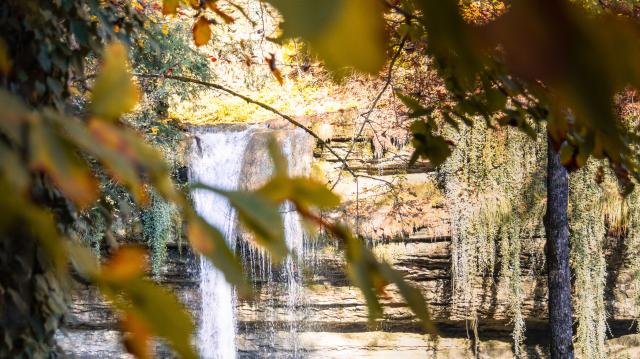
[103,279,197,359]
[395,91,423,112]
[339,225,433,332]
[258,176,341,210]
[66,242,100,279]
[340,226,383,321]
[409,120,452,166]
[377,262,435,333]
[267,0,386,74]
[187,214,248,293]
[267,136,288,177]
[193,184,288,262]
[29,117,98,208]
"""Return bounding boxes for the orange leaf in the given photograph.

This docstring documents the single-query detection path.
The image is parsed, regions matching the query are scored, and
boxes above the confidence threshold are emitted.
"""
[187,217,215,255]
[162,0,179,15]
[206,2,235,24]
[30,118,98,208]
[265,53,284,85]
[192,16,212,47]
[121,312,152,359]
[102,247,147,283]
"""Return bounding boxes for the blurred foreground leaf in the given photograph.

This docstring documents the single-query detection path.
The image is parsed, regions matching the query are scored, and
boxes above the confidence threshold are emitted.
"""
[193,184,288,262]
[30,117,98,208]
[68,245,198,359]
[90,42,140,121]
[258,177,341,210]
[267,0,387,74]
[187,213,247,293]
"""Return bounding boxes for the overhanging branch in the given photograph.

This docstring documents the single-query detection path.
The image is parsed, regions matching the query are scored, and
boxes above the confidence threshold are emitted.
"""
[132,73,385,183]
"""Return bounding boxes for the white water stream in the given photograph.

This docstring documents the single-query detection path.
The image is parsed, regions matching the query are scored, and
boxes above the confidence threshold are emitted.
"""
[190,127,312,358]
[190,129,252,359]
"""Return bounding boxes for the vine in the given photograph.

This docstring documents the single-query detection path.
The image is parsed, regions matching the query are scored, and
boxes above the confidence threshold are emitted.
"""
[141,189,181,276]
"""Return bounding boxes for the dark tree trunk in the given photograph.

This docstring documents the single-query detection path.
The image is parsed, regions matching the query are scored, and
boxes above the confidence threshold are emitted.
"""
[544,135,574,358]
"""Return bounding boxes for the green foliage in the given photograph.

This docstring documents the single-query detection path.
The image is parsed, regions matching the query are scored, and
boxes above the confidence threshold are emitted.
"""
[197,185,288,262]
[141,190,180,276]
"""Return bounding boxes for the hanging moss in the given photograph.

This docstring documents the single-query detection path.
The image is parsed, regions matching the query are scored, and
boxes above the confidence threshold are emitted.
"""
[439,120,546,353]
[441,115,640,357]
[141,189,181,276]
[78,208,107,257]
[569,163,609,359]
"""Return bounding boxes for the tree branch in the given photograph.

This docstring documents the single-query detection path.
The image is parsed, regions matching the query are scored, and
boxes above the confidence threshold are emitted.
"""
[330,36,407,190]
[132,72,359,178]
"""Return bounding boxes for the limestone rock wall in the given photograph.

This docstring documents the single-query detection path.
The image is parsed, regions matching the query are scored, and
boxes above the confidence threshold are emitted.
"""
[58,120,640,358]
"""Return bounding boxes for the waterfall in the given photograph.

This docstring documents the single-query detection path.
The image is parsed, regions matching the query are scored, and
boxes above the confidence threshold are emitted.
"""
[280,131,313,356]
[190,126,313,358]
[190,128,253,359]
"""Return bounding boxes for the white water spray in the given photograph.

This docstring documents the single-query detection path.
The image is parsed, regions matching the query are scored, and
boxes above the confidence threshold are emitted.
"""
[190,129,253,359]
[191,127,313,358]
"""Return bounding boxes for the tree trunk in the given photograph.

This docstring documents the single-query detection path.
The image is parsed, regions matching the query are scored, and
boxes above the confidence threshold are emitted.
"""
[545,135,574,358]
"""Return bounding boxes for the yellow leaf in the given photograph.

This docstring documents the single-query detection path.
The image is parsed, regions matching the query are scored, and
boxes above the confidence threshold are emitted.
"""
[268,0,386,74]
[30,118,98,208]
[90,42,140,121]
[192,16,212,47]
[107,279,198,359]
[161,24,169,36]
[101,247,147,283]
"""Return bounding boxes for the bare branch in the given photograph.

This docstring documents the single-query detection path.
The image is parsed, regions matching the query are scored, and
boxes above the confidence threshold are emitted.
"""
[330,36,407,190]
[132,72,359,178]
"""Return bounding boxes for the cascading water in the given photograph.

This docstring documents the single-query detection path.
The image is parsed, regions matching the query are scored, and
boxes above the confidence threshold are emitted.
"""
[190,128,254,359]
[280,131,313,356]
[190,126,313,358]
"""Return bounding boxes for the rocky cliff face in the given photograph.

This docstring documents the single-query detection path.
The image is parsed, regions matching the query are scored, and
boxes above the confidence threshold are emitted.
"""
[58,120,640,358]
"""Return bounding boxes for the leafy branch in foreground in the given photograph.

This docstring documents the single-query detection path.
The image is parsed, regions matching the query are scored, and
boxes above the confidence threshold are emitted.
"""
[2,36,435,358]
[258,138,435,332]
